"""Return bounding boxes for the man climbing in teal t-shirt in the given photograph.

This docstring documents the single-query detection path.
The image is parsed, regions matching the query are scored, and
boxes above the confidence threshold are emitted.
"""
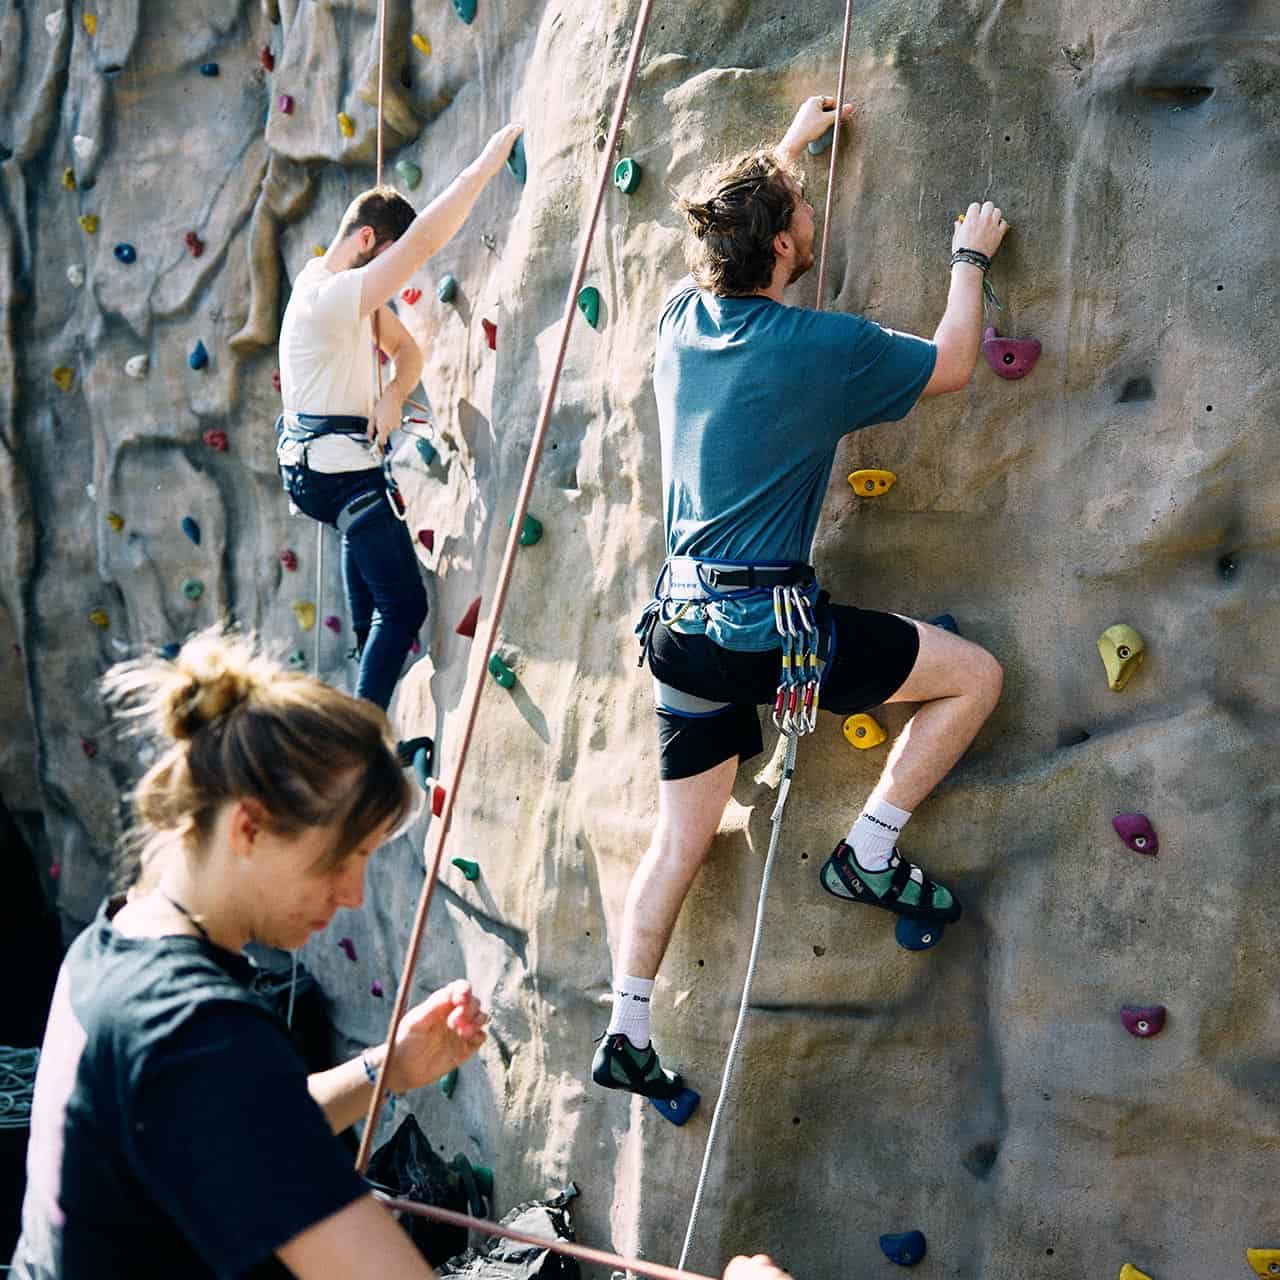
[593,95,1009,1104]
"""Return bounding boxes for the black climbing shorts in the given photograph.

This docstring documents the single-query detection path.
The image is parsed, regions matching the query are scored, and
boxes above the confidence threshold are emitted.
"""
[650,604,920,781]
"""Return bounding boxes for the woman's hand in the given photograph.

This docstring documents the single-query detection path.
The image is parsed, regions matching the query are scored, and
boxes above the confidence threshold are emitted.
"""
[386,979,488,1093]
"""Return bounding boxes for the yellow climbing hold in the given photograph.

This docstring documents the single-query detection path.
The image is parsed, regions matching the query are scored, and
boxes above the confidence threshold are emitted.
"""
[51,366,75,392]
[842,713,886,750]
[1118,1266,1152,1280]
[1247,1249,1280,1278]
[292,601,316,631]
[411,32,432,55]
[106,512,124,532]
[78,214,99,234]
[83,12,97,36]
[62,167,77,191]
[338,111,354,137]
[1098,623,1145,692]
[848,468,897,497]
[89,609,109,629]
[312,244,326,257]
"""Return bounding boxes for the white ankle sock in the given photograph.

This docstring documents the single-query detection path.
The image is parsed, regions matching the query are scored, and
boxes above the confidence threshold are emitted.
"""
[606,974,654,1046]
[847,797,912,871]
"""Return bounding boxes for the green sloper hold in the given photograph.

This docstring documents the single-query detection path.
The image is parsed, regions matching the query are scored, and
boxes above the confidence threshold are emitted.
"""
[577,285,600,329]
[452,0,476,23]
[451,857,481,881]
[439,1067,459,1098]
[613,157,641,194]
[506,511,542,546]
[437,274,457,304]
[395,159,421,190]
[488,652,516,689]
[505,134,526,185]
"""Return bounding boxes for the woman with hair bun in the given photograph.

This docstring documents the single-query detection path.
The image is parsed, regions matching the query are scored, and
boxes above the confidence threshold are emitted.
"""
[12,628,487,1279]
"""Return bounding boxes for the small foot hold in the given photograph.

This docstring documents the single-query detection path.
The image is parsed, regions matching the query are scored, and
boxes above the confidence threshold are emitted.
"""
[842,713,886,750]
[1113,813,1158,855]
[847,468,896,497]
[895,917,945,952]
[1098,623,1145,691]
[982,327,1041,380]
[648,1087,700,1127]
[879,1230,927,1267]
[1120,1005,1166,1038]
[439,1067,458,1098]
[1118,1265,1152,1280]
[451,857,480,881]
[1247,1248,1280,1278]
[456,596,481,637]
[928,612,960,634]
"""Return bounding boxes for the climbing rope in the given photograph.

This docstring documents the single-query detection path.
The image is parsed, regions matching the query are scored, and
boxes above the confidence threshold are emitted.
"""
[0,1046,40,1131]
[814,0,856,306]
[355,0,660,1172]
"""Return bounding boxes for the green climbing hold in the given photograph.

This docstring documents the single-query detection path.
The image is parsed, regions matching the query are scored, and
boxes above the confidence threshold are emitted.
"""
[287,648,306,669]
[437,274,457,304]
[577,285,601,329]
[807,125,834,155]
[507,512,543,546]
[505,134,526,185]
[440,1067,459,1098]
[451,857,481,881]
[415,437,437,466]
[452,0,476,24]
[488,652,516,689]
[613,157,642,194]
[395,158,421,190]
[181,577,204,601]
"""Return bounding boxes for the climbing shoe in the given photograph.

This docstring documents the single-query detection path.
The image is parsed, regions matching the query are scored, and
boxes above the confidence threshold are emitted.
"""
[396,736,433,773]
[820,841,962,925]
[591,1033,687,1101]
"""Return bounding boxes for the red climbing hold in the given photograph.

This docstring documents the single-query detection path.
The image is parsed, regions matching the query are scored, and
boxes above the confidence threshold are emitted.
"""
[260,46,275,71]
[417,528,434,552]
[272,369,281,392]
[456,596,481,638]
[982,327,1041,380]
[378,347,389,366]
[323,615,341,634]
[431,785,446,818]
[185,230,204,258]
[401,287,422,305]
[279,548,297,571]
[202,429,229,452]
[1120,1005,1167,1038]
[1113,813,1158,856]
[481,318,496,350]
[49,862,61,881]
[80,737,97,759]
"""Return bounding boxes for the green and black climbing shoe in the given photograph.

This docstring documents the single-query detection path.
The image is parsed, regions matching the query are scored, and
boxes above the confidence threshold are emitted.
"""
[396,736,434,773]
[820,841,962,925]
[591,1033,686,1101]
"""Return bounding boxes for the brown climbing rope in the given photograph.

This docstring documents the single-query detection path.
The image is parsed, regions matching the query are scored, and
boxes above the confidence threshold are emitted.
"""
[372,0,388,402]
[814,0,856,305]
[354,0,660,1173]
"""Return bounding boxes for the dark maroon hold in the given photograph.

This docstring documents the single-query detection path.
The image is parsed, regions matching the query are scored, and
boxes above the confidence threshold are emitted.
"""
[982,326,1041,380]
[1120,1005,1166,1037]
[1113,813,1158,856]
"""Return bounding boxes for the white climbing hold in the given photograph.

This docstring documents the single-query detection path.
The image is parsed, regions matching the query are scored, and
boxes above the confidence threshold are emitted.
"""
[66,264,85,288]
[85,483,97,501]
[124,354,149,379]
[72,134,94,159]
[45,11,65,37]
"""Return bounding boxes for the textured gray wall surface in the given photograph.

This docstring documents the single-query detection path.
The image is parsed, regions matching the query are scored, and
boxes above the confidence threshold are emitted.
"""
[3,1,1279,1277]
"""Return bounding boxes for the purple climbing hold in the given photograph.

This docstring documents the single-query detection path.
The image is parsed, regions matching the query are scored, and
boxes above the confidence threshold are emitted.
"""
[370,979,384,999]
[1120,1005,1167,1038]
[982,327,1041,380]
[337,937,357,962]
[189,339,209,371]
[323,615,341,634]
[278,93,294,114]
[181,516,201,545]
[113,243,137,264]
[1113,813,1158,856]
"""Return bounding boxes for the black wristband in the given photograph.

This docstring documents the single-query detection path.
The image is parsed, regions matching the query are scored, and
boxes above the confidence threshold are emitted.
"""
[951,248,991,272]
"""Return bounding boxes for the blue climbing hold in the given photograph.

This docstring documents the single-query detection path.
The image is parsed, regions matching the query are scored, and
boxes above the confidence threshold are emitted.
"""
[929,613,960,634]
[648,1087,700,1127]
[181,516,201,545]
[453,0,476,24]
[895,918,945,952]
[113,243,137,265]
[807,124,834,155]
[506,134,526,185]
[412,746,432,794]
[189,339,208,370]
[879,1231,927,1267]
[199,62,219,77]
[159,643,180,660]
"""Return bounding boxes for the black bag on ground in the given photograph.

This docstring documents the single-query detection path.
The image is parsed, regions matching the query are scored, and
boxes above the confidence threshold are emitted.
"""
[439,1184,581,1279]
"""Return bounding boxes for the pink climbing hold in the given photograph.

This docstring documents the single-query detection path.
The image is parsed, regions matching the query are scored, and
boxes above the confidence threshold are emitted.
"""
[481,318,497,350]
[1113,813,1158,856]
[260,46,275,72]
[377,347,389,366]
[370,980,384,998]
[337,937,357,962]
[401,287,422,305]
[432,785,446,818]
[203,429,229,452]
[1120,1005,1167,1038]
[49,862,61,881]
[982,326,1041,380]
[323,615,341,634]
[417,528,434,552]
[185,230,204,258]
[272,369,281,392]
[80,737,97,759]
[278,93,294,114]
[410,638,421,656]
[279,548,298,571]
[456,596,481,638]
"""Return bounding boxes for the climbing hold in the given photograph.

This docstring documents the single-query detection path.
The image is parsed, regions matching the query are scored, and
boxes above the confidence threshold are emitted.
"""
[199,62,219,77]
[278,93,294,114]
[414,438,437,467]
[80,736,97,759]
[417,528,435,552]
[370,980,384,999]
[395,159,422,190]
[409,746,433,794]
[337,937,357,962]
[843,713,886,750]
[896,917,944,952]
[292,601,316,631]
[272,369,281,392]
[113,243,136,264]
[649,1087,700,1127]
[260,46,274,71]
[1119,1265,1152,1280]
[1113,813,1158,856]
[323,615,341,634]
[577,286,601,329]
[929,613,960,634]
[878,1230,927,1267]
[286,648,306,668]
[431,785,446,818]
[807,124,834,155]
[338,111,355,137]
[312,244,326,257]
[439,1067,459,1098]
[412,32,432,55]
[105,511,124,532]
[1246,1249,1280,1278]
[488,653,516,689]
[67,264,85,288]
[158,643,180,660]
[410,638,421,656]
[451,857,481,881]
[89,609,109,629]
[505,134,526,185]
[124,354,149,379]
[181,516,201,545]
[1120,1005,1167,1038]
[62,167,77,191]
[185,230,204,258]
[279,548,297,571]
[52,366,74,392]
[453,0,476,25]
[49,861,61,880]
[847,468,896,497]
[613,157,642,194]
[189,340,209,371]
[481,318,496,350]
[456,596,481,638]
[203,428,229,452]
[181,578,205,602]
[518,513,542,546]
[1098,623,1145,691]
[983,327,1042,381]
[437,274,458,303]
[78,214,99,234]
[82,13,97,36]
[46,11,65,37]
[72,134,95,159]
[401,286,422,305]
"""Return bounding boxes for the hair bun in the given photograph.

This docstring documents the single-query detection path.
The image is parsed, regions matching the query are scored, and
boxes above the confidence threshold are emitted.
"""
[163,634,257,740]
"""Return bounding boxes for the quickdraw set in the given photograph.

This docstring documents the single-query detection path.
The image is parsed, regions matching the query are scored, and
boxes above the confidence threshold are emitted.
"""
[771,585,822,736]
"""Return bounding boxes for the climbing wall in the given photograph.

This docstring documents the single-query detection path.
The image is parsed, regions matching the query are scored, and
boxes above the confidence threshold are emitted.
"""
[4,0,1279,1276]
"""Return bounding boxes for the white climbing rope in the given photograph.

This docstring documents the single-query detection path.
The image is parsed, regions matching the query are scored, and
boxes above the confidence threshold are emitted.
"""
[677,734,796,1271]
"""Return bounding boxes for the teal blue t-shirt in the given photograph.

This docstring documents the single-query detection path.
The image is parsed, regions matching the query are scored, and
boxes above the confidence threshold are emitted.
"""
[652,276,937,651]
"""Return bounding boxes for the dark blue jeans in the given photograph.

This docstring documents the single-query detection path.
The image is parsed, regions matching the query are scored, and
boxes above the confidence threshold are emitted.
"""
[280,464,427,710]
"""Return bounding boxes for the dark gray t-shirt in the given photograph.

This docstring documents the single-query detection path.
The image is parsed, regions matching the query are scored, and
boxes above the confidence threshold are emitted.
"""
[12,899,366,1279]
[653,276,937,649]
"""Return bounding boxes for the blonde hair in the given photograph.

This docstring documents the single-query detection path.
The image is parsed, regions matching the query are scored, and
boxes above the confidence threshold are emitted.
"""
[102,627,411,887]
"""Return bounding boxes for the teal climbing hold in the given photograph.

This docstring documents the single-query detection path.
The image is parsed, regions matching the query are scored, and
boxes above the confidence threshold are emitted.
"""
[577,285,601,329]
[199,62,219,77]
[415,437,437,466]
[896,917,945,952]
[437,274,457,304]
[451,857,481,881]
[396,158,421,190]
[412,745,432,794]
[452,0,476,25]
[189,340,209,371]
[287,648,306,668]
[505,134,526,184]
[613,157,641,194]
[181,516,201,545]
[807,124,834,155]
[488,652,516,689]
[440,1067,459,1098]
[113,243,136,264]
[181,577,204,601]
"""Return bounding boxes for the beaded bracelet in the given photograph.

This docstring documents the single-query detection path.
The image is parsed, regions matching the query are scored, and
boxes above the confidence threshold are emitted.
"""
[951,248,991,271]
